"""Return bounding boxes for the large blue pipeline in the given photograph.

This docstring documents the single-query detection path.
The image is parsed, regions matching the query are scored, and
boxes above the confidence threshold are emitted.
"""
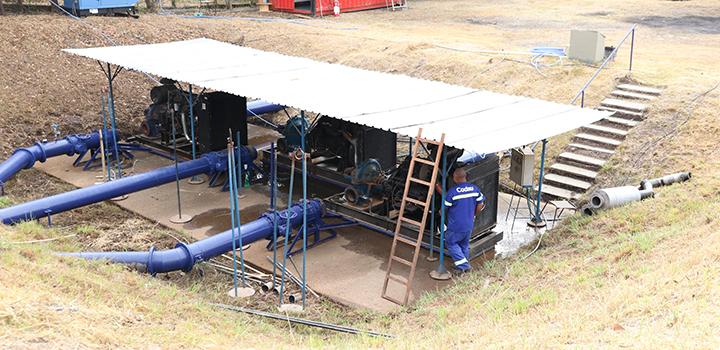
[61,200,324,274]
[0,101,282,189]
[0,146,257,225]
[247,100,283,116]
[0,132,112,187]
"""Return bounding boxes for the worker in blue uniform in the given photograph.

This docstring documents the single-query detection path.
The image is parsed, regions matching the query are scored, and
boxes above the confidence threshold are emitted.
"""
[440,168,485,274]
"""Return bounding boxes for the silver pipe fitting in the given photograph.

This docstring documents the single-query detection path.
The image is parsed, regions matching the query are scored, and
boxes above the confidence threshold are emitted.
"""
[585,171,691,214]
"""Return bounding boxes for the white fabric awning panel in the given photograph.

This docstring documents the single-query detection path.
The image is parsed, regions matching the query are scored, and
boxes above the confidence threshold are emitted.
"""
[64,38,611,155]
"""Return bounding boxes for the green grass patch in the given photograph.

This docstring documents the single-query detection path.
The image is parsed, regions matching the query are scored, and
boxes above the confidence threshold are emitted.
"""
[0,196,12,208]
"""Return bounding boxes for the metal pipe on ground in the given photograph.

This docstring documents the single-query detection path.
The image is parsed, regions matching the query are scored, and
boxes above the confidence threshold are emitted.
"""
[211,303,394,339]
[287,293,301,304]
[59,200,324,275]
[0,146,257,225]
[265,256,320,298]
[586,172,691,214]
[0,131,112,186]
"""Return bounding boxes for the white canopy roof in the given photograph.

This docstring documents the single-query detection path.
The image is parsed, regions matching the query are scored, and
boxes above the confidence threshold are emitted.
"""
[64,38,610,155]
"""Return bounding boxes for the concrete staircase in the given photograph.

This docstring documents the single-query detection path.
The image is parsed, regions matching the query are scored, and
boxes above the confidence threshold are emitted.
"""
[540,83,662,200]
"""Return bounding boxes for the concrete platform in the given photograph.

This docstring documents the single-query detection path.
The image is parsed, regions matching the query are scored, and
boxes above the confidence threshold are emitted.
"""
[33,125,562,311]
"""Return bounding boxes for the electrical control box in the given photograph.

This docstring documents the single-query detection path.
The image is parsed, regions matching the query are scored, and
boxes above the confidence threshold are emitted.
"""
[568,30,606,64]
[510,147,534,187]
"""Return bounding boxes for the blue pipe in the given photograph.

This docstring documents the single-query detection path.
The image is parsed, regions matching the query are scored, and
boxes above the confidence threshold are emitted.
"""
[60,200,324,275]
[0,146,257,225]
[247,100,284,116]
[0,132,113,186]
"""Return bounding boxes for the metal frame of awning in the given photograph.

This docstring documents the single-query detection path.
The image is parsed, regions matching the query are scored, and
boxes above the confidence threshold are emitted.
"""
[64,39,611,303]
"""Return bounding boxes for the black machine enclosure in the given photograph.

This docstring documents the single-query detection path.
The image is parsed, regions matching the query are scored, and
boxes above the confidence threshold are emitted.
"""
[265,114,501,259]
[197,92,248,153]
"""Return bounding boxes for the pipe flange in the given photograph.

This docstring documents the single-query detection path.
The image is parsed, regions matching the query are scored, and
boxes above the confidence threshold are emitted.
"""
[174,242,195,273]
[147,245,157,276]
[33,142,48,163]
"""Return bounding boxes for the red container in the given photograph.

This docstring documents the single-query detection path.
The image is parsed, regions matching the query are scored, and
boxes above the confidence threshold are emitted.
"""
[271,0,394,15]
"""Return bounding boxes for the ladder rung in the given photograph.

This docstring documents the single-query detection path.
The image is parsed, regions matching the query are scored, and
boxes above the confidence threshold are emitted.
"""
[400,217,423,227]
[388,274,409,285]
[413,157,434,166]
[381,294,405,305]
[391,256,413,266]
[417,137,442,146]
[396,235,419,247]
[409,177,431,186]
[404,197,427,206]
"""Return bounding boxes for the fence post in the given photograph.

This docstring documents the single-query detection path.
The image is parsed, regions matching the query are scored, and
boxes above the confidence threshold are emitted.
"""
[629,28,635,71]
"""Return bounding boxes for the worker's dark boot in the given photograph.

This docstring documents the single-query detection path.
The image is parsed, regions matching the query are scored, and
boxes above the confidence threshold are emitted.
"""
[452,267,471,278]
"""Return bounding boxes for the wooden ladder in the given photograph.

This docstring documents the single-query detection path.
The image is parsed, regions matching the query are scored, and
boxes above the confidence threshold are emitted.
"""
[381,129,445,305]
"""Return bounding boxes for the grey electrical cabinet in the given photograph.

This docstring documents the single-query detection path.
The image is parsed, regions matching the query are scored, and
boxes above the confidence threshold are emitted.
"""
[568,30,605,64]
[510,147,534,187]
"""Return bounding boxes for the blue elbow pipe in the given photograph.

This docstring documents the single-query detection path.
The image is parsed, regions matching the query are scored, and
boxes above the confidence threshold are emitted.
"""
[247,100,284,116]
[0,146,257,225]
[61,200,324,274]
[0,132,112,187]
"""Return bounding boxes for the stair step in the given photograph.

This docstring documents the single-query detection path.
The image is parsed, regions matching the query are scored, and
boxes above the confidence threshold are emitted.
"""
[558,152,606,167]
[538,184,579,200]
[611,89,657,101]
[583,124,628,138]
[568,143,616,155]
[597,107,645,119]
[600,98,647,113]
[604,116,639,127]
[617,84,662,96]
[574,133,623,147]
[550,163,598,180]
[544,173,592,191]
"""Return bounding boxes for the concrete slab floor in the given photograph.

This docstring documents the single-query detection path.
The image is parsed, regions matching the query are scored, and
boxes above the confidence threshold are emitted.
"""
[33,128,572,311]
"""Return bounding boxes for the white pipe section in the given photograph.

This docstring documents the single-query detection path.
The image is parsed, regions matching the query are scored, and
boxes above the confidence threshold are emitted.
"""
[590,186,642,209]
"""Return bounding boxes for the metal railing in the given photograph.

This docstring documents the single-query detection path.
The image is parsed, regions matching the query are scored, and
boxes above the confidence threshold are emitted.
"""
[571,24,638,107]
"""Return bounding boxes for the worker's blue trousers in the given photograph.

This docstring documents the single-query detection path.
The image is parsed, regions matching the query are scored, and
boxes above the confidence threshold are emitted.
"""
[445,229,471,271]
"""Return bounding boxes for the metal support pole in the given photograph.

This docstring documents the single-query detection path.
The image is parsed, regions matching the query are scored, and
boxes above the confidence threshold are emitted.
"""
[629,28,635,71]
[189,85,196,160]
[280,158,296,304]
[580,90,585,108]
[168,104,192,224]
[426,190,437,262]
[237,132,244,190]
[187,85,204,185]
[270,142,278,288]
[430,149,450,280]
[234,131,247,286]
[408,137,413,158]
[228,142,239,297]
[300,111,308,309]
[101,95,111,182]
[105,63,122,180]
[529,139,548,227]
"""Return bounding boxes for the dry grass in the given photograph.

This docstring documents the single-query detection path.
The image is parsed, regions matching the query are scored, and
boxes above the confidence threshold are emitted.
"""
[1,0,720,347]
